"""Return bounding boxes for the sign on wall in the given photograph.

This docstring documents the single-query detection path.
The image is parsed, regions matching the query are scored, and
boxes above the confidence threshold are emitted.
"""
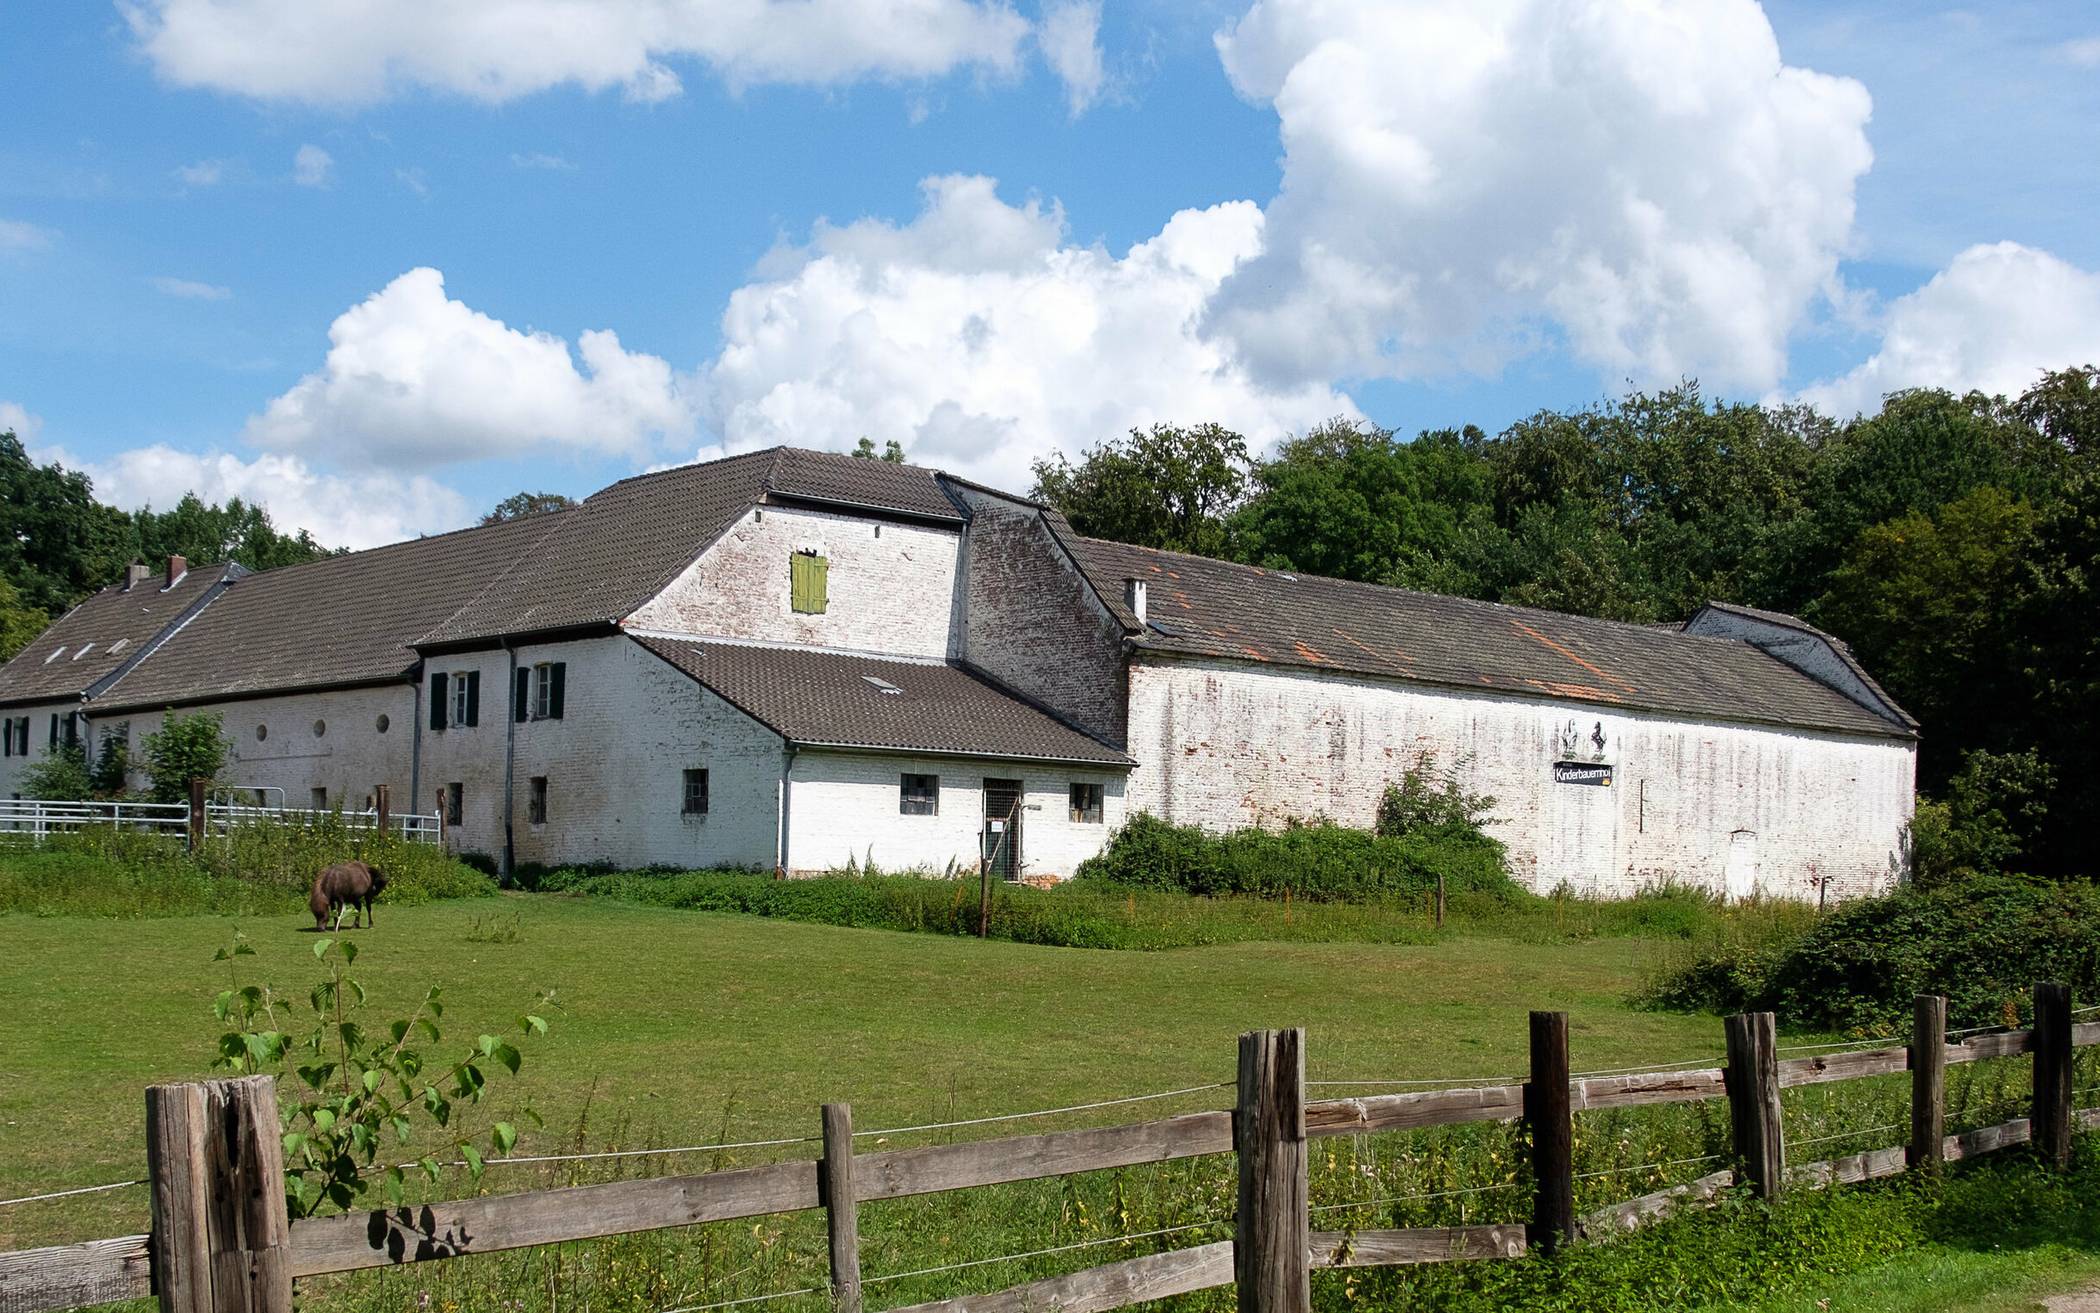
[1553,761,1613,787]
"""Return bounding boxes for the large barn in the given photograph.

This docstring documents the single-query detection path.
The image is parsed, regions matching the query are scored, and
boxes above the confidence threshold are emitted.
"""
[0,447,1917,898]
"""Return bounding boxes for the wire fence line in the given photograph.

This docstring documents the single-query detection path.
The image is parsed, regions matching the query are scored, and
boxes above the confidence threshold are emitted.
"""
[851,1082,1234,1140]
[1570,1056,1725,1079]
[1575,1154,1724,1181]
[1307,1180,1518,1215]
[1308,1076,1522,1089]
[0,1179,148,1209]
[1789,1122,1910,1151]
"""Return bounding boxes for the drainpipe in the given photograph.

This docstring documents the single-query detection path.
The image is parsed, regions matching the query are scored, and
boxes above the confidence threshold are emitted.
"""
[409,670,424,818]
[502,643,518,885]
[776,744,797,876]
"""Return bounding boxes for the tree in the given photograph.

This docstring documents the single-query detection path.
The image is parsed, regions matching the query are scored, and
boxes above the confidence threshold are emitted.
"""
[139,710,230,804]
[131,494,337,572]
[0,431,134,615]
[2012,365,2100,456]
[2014,466,2100,874]
[852,437,905,463]
[22,741,90,800]
[1031,423,1251,556]
[0,575,47,662]
[89,732,131,798]
[481,492,577,525]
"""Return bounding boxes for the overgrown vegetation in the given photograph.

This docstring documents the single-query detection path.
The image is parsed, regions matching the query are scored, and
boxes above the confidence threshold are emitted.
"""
[138,709,231,803]
[0,820,495,918]
[1643,872,2100,1033]
[19,739,89,800]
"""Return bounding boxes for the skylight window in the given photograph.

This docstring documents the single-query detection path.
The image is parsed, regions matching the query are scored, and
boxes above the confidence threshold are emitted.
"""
[860,675,904,696]
[72,643,94,660]
[109,639,128,655]
[43,646,64,664]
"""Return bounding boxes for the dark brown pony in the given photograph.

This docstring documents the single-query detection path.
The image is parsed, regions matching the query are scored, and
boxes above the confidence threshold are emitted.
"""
[309,860,388,930]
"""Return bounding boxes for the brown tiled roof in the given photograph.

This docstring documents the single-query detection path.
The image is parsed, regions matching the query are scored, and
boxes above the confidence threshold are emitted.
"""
[423,448,956,646]
[1065,537,1914,740]
[91,514,563,710]
[0,564,239,708]
[634,636,1131,766]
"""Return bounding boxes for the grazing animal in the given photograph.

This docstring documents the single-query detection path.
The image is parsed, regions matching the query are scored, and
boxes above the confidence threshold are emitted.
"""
[309,860,388,931]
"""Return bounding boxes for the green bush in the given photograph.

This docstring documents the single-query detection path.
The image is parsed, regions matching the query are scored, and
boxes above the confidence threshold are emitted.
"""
[21,740,91,800]
[1071,811,1516,903]
[139,709,231,803]
[1643,873,2100,1032]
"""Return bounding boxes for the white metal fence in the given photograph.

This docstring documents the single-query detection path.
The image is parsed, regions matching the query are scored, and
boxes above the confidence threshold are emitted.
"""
[0,798,442,844]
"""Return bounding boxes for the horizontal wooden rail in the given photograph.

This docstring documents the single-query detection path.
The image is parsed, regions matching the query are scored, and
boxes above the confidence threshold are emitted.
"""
[856,1111,1233,1203]
[1580,1168,1736,1237]
[1947,1029,2035,1063]
[1305,1084,1522,1137]
[1309,1225,1527,1268]
[0,1235,151,1312]
[880,1240,1234,1313]
[1572,1068,1726,1109]
[287,1159,818,1277]
[1778,1046,1908,1087]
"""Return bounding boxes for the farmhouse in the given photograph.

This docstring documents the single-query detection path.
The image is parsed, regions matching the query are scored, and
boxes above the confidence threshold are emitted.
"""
[0,447,1917,897]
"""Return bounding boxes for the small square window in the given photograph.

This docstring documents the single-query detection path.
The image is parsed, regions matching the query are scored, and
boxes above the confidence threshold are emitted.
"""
[900,773,939,816]
[444,782,464,827]
[1069,782,1104,824]
[683,768,709,816]
[528,776,548,825]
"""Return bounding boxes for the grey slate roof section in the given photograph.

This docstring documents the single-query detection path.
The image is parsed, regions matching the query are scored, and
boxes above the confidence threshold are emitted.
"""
[1063,536,1915,741]
[766,448,961,521]
[91,514,563,710]
[634,636,1132,766]
[0,563,241,708]
[1691,600,1920,731]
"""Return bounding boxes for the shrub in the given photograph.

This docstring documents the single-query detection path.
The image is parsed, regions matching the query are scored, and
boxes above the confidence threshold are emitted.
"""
[21,739,91,799]
[1909,749,2057,885]
[1072,811,1516,903]
[1375,752,1500,847]
[139,709,230,803]
[1643,872,2100,1032]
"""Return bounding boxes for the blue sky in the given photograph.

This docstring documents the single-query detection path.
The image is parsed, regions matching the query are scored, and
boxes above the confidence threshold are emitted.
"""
[2,0,2097,548]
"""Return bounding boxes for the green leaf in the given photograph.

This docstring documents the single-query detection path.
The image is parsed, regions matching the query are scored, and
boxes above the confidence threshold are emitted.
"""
[491,1122,517,1155]
[312,1107,337,1131]
[340,939,358,965]
[493,1042,521,1075]
[523,1014,548,1036]
[390,1019,411,1044]
[477,1034,497,1057]
[459,1142,484,1177]
[313,938,334,959]
[362,1068,384,1095]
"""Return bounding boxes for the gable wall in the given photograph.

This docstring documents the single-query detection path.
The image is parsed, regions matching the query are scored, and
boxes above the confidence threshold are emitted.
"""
[950,489,1129,748]
[627,505,962,658]
[1127,655,1915,900]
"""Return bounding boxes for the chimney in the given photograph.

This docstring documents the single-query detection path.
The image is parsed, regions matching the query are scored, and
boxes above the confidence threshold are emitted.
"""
[1125,578,1147,626]
[123,561,151,591]
[165,554,187,589]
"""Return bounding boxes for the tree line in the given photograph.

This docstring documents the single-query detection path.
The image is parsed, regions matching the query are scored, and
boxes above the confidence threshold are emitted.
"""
[1031,371,2100,879]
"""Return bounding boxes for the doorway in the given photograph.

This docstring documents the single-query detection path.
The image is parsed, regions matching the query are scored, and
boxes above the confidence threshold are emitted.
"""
[982,778,1024,881]
[1724,830,1760,902]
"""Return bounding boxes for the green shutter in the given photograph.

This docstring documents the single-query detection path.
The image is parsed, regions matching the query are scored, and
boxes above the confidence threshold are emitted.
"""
[790,553,828,614]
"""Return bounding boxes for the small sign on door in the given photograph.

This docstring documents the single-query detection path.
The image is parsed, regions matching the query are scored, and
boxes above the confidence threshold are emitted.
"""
[1553,761,1613,786]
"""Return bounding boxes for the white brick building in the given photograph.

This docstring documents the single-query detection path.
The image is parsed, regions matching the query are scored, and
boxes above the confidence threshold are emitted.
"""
[0,448,1916,895]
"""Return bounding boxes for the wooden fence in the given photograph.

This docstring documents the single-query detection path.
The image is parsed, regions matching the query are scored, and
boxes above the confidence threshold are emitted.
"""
[3,983,2096,1313]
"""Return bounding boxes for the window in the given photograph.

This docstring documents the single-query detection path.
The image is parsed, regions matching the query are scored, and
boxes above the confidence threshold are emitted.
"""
[310,787,327,811]
[376,714,390,734]
[1069,782,1104,824]
[312,719,327,738]
[430,671,479,730]
[899,773,939,816]
[528,776,548,825]
[255,724,268,742]
[450,672,474,727]
[790,551,829,614]
[682,768,709,816]
[444,782,464,826]
[517,662,567,722]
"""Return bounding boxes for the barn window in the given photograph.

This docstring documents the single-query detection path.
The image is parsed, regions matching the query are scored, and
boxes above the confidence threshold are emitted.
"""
[1069,782,1103,824]
[790,551,828,614]
[255,723,268,742]
[682,768,709,816]
[376,714,390,734]
[444,782,463,826]
[517,662,567,722]
[310,788,327,811]
[899,773,938,816]
[528,776,548,825]
[449,671,479,728]
[312,719,326,738]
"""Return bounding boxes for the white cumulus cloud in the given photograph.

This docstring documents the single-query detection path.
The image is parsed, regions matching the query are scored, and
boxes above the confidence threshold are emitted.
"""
[0,401,43,440]
[1040,1,1105,116]
[1799,242,2100,417]
[247,267,694,468]
[127,0,1031,104]
[292,145,334,188]
[700,174,1356,490]
[35,443,471,551]
[1205,0,1874,393]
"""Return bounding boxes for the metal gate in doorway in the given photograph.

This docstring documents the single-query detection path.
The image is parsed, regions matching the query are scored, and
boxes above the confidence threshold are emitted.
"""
[982,778,1023,881]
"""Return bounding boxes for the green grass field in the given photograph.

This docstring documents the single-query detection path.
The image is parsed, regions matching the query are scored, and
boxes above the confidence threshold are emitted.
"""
[5,886,2100,1312]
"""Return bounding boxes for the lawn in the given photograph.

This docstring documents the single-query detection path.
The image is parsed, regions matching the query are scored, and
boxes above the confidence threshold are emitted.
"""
[5,888,2100,1313]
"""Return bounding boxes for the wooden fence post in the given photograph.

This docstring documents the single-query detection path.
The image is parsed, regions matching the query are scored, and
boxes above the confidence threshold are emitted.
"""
[146,1076,291,1313]
[1434,872,1447,929]
[374,784,391,840]
[1525,1011,1574,1252]
[1909,994,1947,1170]
[1723,1012,1784,1201]
[1235,1028,1308,1313]
[186,778,206,853]
[820,1104,862,1313]
[2033,982,2074,1169]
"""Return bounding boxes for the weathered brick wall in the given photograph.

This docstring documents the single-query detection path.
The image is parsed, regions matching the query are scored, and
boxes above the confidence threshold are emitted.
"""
[1126,655,1916,900]
[628,505,963,658]
[784,748,1127,879]
[422,636,786,871]
[113,685,419,811]
[950,489,1129,747]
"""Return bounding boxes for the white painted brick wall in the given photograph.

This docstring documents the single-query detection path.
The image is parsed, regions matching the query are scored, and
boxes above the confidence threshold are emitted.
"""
[0,701,84,799]
[1126,655,1915,900]
[784,749,1126,879]
[418,635,785,871]
[628,506,963,658]
[106,685,418,810]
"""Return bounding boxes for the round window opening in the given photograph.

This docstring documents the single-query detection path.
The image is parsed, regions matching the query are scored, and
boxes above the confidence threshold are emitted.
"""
[312,719,327,738]
[255,724,268,742]
[376,714,390,734]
